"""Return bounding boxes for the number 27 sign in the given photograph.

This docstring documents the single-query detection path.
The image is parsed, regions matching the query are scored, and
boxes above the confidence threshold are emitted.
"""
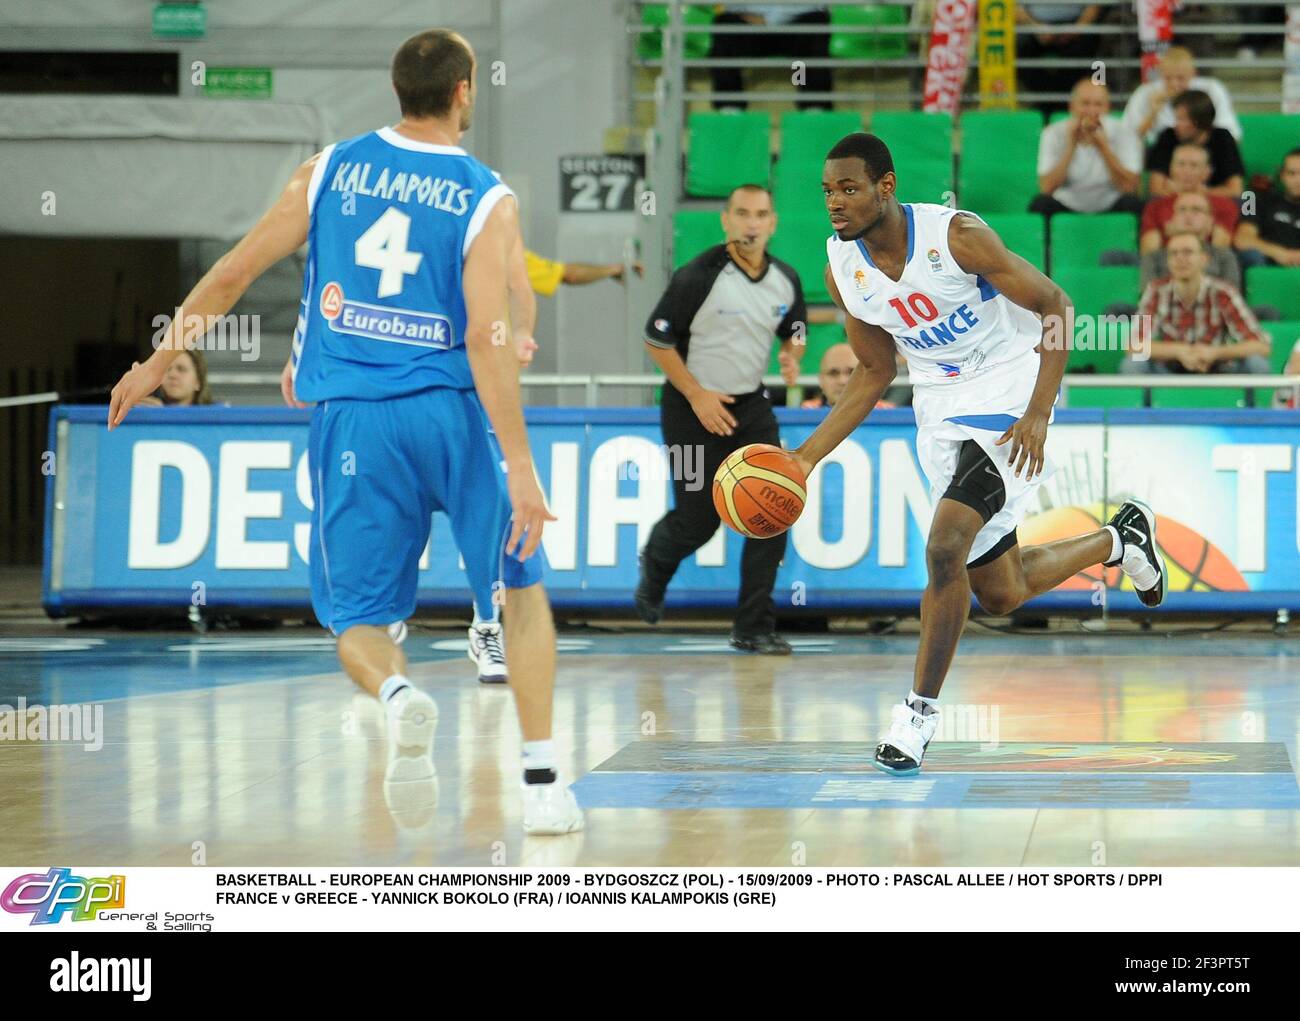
[559,154,646,213]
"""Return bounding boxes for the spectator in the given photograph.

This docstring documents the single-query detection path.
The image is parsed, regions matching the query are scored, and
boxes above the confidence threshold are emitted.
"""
[1121,232,1270,377]
[1235,149,1300,269]
[1030,79,1143,216]
[1121,46,1242,147]
[799,342,896,409]
[524,250,642,296]
[1147,91,1245,198]
[711,5,831,112]
[1140,192,1240,289]
[1015,4,1103,115]
[1140,143,1240,250]
[139,348,214,407]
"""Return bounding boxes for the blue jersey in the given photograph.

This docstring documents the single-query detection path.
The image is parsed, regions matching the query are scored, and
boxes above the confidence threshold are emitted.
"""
[291,127,513,401]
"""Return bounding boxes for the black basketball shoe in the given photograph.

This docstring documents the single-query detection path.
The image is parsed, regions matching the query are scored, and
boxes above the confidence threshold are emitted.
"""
[1106,499,1167,608]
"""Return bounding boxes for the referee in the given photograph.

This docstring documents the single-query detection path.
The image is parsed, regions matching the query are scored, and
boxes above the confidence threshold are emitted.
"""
[636,184,806,654]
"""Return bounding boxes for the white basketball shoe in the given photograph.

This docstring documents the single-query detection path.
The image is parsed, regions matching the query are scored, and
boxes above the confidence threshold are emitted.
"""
[521,781,585,835]
[873,701,941,776]
[383,688,439,827]
[467,621,508,684]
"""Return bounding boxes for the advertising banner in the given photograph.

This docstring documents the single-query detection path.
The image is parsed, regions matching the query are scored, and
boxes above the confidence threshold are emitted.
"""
[43,406,1300,616]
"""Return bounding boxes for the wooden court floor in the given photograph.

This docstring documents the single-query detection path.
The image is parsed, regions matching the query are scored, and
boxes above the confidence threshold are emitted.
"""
[1,628,1298,867]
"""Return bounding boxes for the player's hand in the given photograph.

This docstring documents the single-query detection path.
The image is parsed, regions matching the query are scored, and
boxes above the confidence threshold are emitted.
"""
[516,334,539,366]
[778,348,801,386]
[789,448,816,482]
[689,389,738,436]
[996,408,1050,479]
[107,358,167,430]
[280,357,307,408]
[506,467,556,561]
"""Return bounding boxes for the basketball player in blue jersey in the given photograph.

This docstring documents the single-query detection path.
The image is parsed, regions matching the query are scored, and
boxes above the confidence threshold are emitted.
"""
[108,29,582,834]
[788,133,1168,775]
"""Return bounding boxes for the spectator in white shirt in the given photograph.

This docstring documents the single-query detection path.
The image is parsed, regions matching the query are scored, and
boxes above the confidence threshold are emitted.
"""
[1030,79,1144,216]
[1121,46,1242,146]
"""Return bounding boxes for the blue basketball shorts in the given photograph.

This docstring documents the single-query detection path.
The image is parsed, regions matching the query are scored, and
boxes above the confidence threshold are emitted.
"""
[307,387,544,635]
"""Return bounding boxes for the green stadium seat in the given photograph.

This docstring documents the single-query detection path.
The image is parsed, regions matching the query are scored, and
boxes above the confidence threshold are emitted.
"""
[983,212,1046,271]
[1246,265,1300,320]
[769,213,833,303]
[828,5,910,61]
[686,111,771,198]
[636,4,714,61]
[780,110,862,163]
[1049,212,1138,271]
[1065,386,1145,409]
[773,110,862,219]
[1151,386,1246,409]
[1051,265,1140,372]
[958,111,1042,212]
[871,111,954,205]
[1237,113,1300,181]
[672,209,723,267]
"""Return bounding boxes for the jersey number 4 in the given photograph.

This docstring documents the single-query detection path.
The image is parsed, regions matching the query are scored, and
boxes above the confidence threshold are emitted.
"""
[355,207,422,298]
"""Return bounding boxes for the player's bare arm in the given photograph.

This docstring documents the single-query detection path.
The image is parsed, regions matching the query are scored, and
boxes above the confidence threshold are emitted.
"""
[947,213,1070,479]
[109,153,320,429]
[463,195,555,559]
[792,265,897,477]
[505,207,539,365]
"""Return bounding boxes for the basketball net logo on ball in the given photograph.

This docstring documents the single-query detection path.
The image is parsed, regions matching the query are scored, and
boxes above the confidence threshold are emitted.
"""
[713,444,807,538]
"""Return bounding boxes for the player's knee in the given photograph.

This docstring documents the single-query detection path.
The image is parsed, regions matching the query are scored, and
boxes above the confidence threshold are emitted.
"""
[973,583,1023,616]
[926,528,972,586]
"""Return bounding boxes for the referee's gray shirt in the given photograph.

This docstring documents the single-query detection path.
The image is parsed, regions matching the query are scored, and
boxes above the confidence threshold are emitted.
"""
[644,245,807,396]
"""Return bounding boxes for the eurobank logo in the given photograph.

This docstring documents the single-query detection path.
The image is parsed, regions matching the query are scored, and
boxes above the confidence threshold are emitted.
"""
[319,281,453,349]
[1,868,125,925]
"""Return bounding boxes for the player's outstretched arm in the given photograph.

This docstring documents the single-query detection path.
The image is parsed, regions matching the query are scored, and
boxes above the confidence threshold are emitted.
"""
[792,266,897,477]
[108,153,319,428]
[464,197,554,560]
[947,214,1070,479]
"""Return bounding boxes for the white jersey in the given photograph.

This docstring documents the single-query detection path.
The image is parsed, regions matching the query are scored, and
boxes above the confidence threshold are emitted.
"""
[826,202,1042,390]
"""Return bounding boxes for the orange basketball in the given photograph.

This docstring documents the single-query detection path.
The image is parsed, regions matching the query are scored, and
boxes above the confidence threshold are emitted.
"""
[712,443,807,538]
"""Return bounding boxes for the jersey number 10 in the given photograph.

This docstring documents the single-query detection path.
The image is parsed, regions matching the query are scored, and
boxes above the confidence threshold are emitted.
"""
[355,207,422,298]
[888,293,939,328]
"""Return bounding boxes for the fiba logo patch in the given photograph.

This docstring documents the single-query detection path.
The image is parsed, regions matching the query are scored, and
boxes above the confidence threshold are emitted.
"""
[927,248,943,273]
[320,282,345,320]
[852,269,869,291]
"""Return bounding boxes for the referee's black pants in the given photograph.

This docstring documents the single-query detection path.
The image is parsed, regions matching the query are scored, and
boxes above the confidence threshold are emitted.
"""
[641,385,788,637]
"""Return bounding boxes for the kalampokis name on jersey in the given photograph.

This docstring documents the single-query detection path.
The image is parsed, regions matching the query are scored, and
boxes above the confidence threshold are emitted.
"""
[328,161,473,214]
[320,282,454,348]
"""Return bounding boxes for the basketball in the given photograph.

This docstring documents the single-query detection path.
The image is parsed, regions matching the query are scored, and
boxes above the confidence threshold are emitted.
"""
[712,443,807,538]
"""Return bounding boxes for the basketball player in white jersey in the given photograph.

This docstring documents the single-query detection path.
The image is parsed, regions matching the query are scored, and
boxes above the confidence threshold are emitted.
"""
[789,133,1167,775]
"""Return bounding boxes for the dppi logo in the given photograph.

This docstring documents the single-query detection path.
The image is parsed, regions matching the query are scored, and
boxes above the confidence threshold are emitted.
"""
[1,868,125,925]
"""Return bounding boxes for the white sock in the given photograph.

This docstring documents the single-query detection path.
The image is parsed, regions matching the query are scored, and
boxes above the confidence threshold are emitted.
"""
[379,674,411,704]
[522,739,556,772]
[908,691,939,716]
[1104,524,1123,565]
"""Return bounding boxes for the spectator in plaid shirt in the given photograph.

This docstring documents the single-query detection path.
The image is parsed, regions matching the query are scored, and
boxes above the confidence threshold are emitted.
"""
[1121,232,1270,376]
